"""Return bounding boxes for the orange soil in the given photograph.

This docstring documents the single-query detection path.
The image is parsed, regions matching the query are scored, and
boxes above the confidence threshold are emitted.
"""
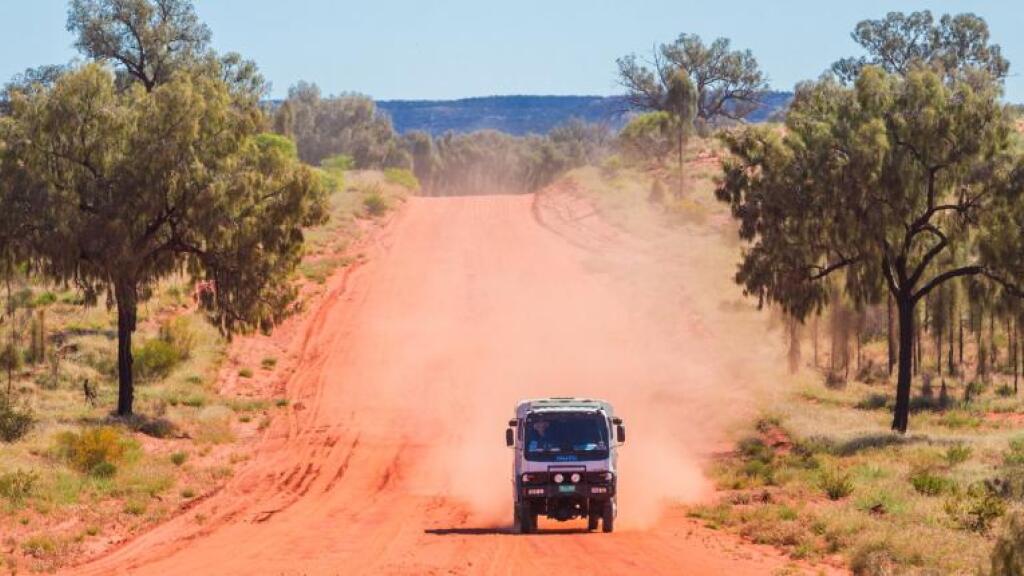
[67,190,835,575]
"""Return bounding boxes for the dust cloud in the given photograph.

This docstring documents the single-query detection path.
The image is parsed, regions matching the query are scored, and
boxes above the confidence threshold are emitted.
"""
[392,191,787,530]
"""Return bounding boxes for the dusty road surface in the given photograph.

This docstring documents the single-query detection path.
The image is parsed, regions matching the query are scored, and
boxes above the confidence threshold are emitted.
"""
[70,192,813,575]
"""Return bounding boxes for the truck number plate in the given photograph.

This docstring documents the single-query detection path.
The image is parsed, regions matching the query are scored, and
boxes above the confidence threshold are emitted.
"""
[558,485,575,493]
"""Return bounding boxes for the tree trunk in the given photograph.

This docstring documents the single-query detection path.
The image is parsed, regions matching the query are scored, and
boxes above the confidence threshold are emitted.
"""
[787,316,801,374]
[958,310,964,367]
[1014,316,1019,393]
[948,299,956,376]
[913,313,921,376]
[813,313,819,368]
[892,295,915,434]
[990,313,997,374]
[888,295,895,376]
[5,263,11,399]
[115,280,138,417]
[676,127,685,198]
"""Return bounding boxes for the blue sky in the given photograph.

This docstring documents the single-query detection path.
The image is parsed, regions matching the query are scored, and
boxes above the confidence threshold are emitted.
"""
[2,1,1023,101]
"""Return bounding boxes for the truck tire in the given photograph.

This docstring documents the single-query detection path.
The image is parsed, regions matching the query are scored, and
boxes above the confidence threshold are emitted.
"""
[515,503,536,534]
[602,500,615,533]
[587,512,599,531]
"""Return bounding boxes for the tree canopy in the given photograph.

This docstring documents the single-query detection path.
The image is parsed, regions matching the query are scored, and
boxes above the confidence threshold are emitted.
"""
[273,82,408,168]
[831,10,1009,83]
[0,0,326,417]
[617,34,767,126]
[68,0,212,91]
[716,66,1024,433]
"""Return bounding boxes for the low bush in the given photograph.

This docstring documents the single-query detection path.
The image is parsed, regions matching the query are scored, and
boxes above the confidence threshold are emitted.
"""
[53,426,131,476]
[945,483,1006,533]
[238,367,253,379]
[158,316,195,361]
[855,393,889,411]
[0,400,34,442]
[261,357,277,370]
[992,512,1024,576]
[170,451,188,466]
[133,338,180,382]
[363,190,388,217]
[383,168,420,190]
[819,465,854,500]
[849,540,900,576]
[1004,437,1024,467]
[0,343,22,374]
[909,467,955,496]
[0,469,38,504]
[945,443,972,466]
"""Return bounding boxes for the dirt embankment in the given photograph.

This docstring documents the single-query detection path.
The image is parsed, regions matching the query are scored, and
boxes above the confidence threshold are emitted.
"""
[66,181,838,575]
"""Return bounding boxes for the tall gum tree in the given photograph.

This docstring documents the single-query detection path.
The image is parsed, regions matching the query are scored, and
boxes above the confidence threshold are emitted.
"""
[716,66,1024,433]
[2,64,326,415]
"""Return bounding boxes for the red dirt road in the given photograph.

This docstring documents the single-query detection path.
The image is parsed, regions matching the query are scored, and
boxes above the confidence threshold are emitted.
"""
[70,193,814,575]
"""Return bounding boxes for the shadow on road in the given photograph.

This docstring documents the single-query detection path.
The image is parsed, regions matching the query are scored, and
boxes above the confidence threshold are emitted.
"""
[425,527,591,536]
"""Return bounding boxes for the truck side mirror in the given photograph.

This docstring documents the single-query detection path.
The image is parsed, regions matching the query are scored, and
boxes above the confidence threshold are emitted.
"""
[616,425,626,444]
[505,427,515,447]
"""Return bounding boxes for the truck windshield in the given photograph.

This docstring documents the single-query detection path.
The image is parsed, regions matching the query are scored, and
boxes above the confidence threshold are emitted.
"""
[524,412,609,461]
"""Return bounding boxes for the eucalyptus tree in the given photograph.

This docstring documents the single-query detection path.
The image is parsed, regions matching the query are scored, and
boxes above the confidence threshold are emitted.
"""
[67,0,212,92]
[618,34,760,193]
[3,64,325,416]
[617,34,767,127]
[716,67,1024,433]
[831,10,1009,83]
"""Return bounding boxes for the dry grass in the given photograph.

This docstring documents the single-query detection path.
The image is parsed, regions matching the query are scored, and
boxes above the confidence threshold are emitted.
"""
[574,138,1024,575]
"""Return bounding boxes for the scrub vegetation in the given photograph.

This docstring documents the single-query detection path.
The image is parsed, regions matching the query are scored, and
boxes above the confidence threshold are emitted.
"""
[0,1,409,571]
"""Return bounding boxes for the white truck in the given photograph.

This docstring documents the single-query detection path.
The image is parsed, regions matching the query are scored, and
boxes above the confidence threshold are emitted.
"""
[505,397,625,533]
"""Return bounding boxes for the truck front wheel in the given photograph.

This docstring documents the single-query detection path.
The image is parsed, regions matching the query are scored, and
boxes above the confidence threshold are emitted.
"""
[602,500,615,533]
[515,503,536,534]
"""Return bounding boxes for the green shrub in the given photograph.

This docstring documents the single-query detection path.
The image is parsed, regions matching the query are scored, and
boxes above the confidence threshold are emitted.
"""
[0,401,34,443]
[850,540,899,576]
[158,316,195,361]
[89,461,117,478]
[819,465,854,500]
[0,343,22,374]
[0,470,38,503]
[21,534,59,559]
[261,357,278,370]
[383,168,420,190]
[992,512,1024,576]
[133,338,180,381]
[945,483,1006,533]
[32,291,57,307]
[909,468,955,496]
[180,487,196,499]
[170,451,188,467]
[855,393,889,411]
[363,190,388,217]
[1005,437,1024,467]
[238,367,253,379]
[945,443,973,466]
[54,426,130,475]
[321,154,354,172]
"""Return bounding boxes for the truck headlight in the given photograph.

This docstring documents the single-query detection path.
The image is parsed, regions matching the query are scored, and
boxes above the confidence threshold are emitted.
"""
[570,473,581,483]
[553,473,564,483]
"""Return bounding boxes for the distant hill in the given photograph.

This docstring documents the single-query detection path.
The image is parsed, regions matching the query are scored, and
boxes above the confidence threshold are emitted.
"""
[376,92,793,136]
